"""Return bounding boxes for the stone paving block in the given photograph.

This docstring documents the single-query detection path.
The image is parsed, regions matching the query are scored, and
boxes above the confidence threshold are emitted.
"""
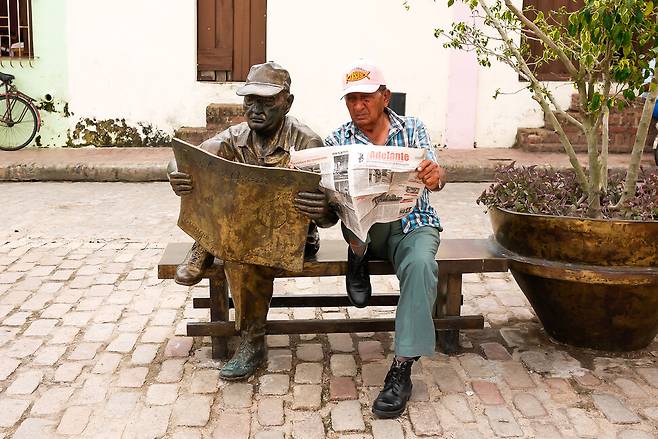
[472,380,505,405]
[54,361,84,382]
[0,357,20,380]
[73,375,110,405]
[12,418,57,439]
[0,399,31,427]
[635,367,658,388]
[31,387,74,415]
[6,370,43,395]
[212,412,251,439]
[614,378,649,399]
[358,340,384,362]
[258,397,284,426]
[68,342,101,360]
[616,430,654,439]
[266,335,290,348]
[331,400,365,432]
[104,391,139,419]
[501,362,536,389]
[328,333,355,353]
[292,413,326,439]
[484,406,523,437]
[513,392,547,418]
[118,367,149,388]
[254,431,285,439]
[146,383,179,406]
[566,407,600,437]
[295,362,323,384]
[330,377,358,401]
[56,406,92,435]
[259,374,290,395]
[641,406,658,422]
[141,326,171,343]
[573,371,601,387]
[459,353,496,377]
[330,354,357,377]
[107,332,139,353]
[408,379,430,402]
[362,361,389,387]
[190,369,220,393]
[158,358,187,383]
[268,349,293,372]
[371,419,404,439]
[131,343,159,365]
[119,315,150,333]
[520,350,582,376]
[441,394,476,423]
[431,365,465,393]
[33,344,67,365]
[544,378,578,403]
[297,343,324,362]
[20,294,53,312]
[408,402,442,436]
[83,323,115,342]
[41,303,72,318]
[592,393,640,424]
[292,384,322,410]
[222,382,253,408]
[129,405,172,439]
[480,342,513,361]
[531,423,563,439]
[94,305,124,323]
[5,338,42,358]
[49,325,79,344]
[165,336,193,357]
[92,352,122,374]
[173,395,212,427]
[62,311,93,326]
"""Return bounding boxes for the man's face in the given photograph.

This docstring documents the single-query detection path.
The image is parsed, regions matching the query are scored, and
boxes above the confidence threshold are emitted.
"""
[243,92,293,135]
[345,88,390,131]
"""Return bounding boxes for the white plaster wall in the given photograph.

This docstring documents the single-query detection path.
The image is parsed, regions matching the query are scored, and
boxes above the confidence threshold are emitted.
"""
[63,0,572,148]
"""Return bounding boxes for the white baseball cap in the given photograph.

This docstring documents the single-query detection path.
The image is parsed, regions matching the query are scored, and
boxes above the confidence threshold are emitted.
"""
[340,59,386,99]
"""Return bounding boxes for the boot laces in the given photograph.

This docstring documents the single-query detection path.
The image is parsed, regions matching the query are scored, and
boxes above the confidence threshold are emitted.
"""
[382,359,411,393]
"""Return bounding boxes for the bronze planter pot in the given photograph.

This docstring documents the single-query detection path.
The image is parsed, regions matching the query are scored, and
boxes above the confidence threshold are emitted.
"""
[489,207,658,351]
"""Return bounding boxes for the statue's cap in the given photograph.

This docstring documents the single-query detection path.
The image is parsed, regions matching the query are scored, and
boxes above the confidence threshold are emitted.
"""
[340,58,386,99]
[236,62,291,97]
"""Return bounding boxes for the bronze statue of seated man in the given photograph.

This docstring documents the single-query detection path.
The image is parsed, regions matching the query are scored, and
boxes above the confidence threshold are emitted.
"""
[168,62,336,380]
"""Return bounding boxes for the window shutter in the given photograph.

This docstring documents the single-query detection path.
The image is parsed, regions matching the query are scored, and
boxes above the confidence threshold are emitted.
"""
[522,0,584,81]
[197,0,234,72]
[197,0,266,82]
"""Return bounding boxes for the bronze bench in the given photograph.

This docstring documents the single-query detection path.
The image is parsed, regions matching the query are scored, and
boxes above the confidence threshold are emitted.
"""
[157,238,508,359]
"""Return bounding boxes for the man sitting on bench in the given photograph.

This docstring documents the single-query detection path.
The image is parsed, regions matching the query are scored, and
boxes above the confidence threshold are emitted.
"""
[168,62,337,380]
[295,59,446,419]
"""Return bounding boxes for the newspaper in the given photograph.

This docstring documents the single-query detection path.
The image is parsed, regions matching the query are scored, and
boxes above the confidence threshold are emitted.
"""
[291,145,428,241]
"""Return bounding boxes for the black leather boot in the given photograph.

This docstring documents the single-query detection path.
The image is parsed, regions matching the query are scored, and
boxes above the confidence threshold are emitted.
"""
[372,357,417,418]
[174,242,214,286]
[346,247,371,308]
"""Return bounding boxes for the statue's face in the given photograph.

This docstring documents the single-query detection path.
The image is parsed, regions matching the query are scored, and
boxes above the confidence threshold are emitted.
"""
[243,92,293,135]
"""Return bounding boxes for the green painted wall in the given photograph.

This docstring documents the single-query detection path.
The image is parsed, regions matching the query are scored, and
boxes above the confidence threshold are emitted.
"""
[2,0,69,147]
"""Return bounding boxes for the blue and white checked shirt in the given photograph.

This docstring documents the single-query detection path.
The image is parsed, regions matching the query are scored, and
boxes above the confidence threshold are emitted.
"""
[325,108,442,234]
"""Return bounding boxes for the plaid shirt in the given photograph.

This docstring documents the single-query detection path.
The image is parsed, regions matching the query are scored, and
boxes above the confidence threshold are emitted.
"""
[325,108,442,234]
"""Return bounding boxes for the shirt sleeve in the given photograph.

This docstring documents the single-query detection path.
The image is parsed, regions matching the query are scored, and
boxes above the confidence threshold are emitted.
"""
[324,132,339,146]
[413,119,437,162]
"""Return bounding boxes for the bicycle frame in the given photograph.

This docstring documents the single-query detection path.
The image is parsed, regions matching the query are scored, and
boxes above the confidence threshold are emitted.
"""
[0,79,41,130]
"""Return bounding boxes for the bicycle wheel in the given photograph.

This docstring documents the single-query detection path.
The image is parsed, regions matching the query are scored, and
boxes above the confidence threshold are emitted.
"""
[0,94,39,151]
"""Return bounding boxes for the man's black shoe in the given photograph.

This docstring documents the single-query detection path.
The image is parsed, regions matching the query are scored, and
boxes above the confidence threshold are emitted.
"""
[346,247,371,308]
[372,357,416,419]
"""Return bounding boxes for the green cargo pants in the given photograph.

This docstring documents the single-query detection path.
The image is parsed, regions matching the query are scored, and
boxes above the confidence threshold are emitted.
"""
[342,220,441,357]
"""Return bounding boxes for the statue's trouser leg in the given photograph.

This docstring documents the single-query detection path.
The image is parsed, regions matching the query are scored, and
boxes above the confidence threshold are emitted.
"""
[342,220,440,357]
[219,262,277,380]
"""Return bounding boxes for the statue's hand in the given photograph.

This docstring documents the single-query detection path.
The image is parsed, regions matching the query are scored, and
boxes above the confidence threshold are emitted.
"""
[294,190,337,227]
[169,171,193,196]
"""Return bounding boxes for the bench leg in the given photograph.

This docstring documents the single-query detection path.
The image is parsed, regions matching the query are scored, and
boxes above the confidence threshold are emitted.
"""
[209,277,229,359]
[435,273,462,354]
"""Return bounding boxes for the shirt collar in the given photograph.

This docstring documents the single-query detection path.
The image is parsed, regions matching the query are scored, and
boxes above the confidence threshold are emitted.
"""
[344,107,405,143]
[237,116,292,152]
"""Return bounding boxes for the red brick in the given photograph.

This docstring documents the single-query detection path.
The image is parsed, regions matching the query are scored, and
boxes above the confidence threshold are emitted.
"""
[471,380,505,405]
[329,377,357,401]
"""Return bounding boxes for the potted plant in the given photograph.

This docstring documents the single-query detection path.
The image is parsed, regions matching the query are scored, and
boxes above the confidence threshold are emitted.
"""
[437,0,658,351]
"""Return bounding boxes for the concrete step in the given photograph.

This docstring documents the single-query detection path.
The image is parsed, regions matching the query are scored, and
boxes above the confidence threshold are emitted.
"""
[173,127,217,146]
[206,103,245,130]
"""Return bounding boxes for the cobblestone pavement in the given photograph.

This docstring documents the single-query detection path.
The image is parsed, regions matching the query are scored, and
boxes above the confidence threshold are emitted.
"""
[0,182,656,439]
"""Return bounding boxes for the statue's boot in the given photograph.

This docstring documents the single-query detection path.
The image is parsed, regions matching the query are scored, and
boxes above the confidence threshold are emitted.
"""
[219,328,266,381]
[174,242,214,286]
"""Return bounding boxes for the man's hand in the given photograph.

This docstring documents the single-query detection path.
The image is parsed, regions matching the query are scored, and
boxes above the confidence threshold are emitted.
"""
[416,159,446,191]
[169,172,193,196]
[294,190,337,227]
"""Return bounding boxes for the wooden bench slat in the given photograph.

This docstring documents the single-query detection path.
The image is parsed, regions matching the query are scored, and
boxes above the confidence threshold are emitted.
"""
[158,238,507,279]
[193,294,401,309]
[186,315,485,336]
